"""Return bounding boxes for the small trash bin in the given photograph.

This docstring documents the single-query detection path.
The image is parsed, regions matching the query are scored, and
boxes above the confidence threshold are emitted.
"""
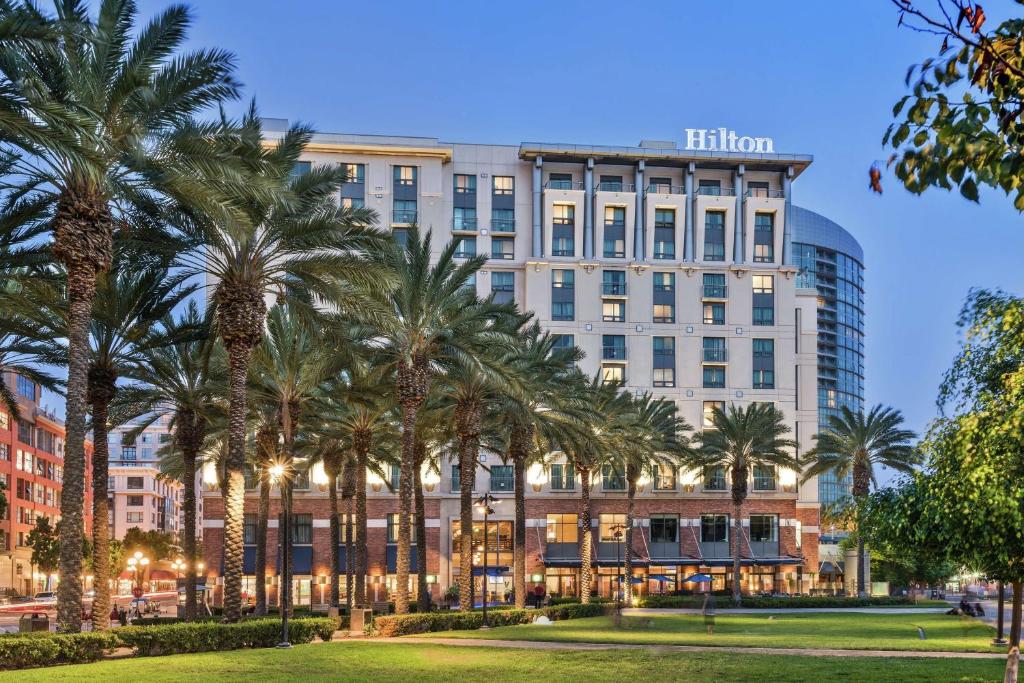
[349,608,372,636]
[19,612,49,633]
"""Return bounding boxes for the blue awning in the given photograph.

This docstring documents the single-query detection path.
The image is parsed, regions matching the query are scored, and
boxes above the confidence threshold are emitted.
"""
[385,544,418,573]
[683,573,713,583]
[649,574,676,583]
[472,566,509,577]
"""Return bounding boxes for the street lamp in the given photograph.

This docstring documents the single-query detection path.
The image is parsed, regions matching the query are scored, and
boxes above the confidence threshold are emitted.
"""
[171,558,186,580]
[610,522,626,622]
[475,493,500,628]
[527,463,548,493]
[126,551,150,596]
[367,468,385,493]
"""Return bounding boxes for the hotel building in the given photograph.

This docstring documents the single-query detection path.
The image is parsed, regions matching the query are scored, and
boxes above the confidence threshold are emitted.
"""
[0,373,94,596]
[201,123,864,606]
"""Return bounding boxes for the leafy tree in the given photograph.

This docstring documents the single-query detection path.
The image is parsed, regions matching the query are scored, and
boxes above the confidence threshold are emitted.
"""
[691,403,799,606]
[122,528,176,563]
[27,516,59,586]
[802,405,919,596]
[0,479,6,524]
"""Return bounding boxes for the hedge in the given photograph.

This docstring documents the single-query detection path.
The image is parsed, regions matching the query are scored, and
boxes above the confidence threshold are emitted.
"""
[373,603,610,637]
[0,631,120,670]
[636,594,929,609]
[117,617,338,656]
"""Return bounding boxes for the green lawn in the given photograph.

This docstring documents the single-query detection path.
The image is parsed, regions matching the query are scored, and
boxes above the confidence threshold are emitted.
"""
[414,612,1001,653]
[0,641,1004,683]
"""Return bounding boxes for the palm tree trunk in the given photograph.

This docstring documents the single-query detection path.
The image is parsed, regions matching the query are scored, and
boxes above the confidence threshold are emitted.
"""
[732,499,743,607]
[56,265,96,632]
[579,468,593,604]
[457,404,480,612]
[852,461,871,598]
[513,455,527,610]
[414,453,429,612]
[328,467,340,609]
[396,406,416,614]
[345,485,354,610]
[88,378,113,631]
[181,449,199,621]
[624,468,636,608]
[254,473,270,616]
[222,344,253,622]
[355,444,368,607]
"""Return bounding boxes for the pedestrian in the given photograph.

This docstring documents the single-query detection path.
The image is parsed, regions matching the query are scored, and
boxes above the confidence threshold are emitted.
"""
[533,583,545,609]
[109,605,118,623]
[702,594,716,635]
[117,606,128,627]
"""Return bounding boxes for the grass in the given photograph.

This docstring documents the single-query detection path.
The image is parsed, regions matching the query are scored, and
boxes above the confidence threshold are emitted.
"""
[414,612,1001,653]
[0,641,1005,683]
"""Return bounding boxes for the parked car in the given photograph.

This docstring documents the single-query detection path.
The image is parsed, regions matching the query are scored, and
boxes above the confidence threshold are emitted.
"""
[32,592,56,604]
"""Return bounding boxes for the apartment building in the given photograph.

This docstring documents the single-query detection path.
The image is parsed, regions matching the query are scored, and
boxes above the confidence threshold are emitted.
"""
[0,373,94,596]
[201,124,864,606]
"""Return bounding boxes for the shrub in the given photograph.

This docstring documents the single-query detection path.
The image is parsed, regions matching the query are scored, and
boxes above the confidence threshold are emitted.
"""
[117,617,338,656]
[0,631,120,670]
[373,602,610,637]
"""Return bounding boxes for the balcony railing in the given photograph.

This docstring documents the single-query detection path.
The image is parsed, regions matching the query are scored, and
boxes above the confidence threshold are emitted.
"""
[602,346,626,360]
[646,183,685,195]
[545,180,584,191]
[602,282,626,296]
[392,210,417,223]
[491,218,516,232]
[746,188,785,199]
[596,182,635,192]
[696,186,736,197]
[452,217,478,231]
[702,284,728,298]
[703,347,728,362]
[490,476,514,492]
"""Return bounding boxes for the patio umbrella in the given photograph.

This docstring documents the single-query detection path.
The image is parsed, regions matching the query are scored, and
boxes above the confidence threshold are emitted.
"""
[649,574,675,583]
[683,573,713,583]
[616,576,644,584]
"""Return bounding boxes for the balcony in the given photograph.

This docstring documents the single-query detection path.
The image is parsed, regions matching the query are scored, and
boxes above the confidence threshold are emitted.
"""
[703,347,728,363]
[601,282,627,296]
[545,180,584,191]
[491,218,516,232]
[702,284,728,299]
[392,210,417,224]
[452,217,478,232]
[746,188,785,199]
[696,186,736,197]
[596,182,635,192]
[602,346,626,361]
[490,475,514,492]
[646,183,685,195]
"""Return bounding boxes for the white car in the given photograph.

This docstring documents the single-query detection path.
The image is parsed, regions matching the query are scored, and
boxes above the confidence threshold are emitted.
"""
[32,592,56,603]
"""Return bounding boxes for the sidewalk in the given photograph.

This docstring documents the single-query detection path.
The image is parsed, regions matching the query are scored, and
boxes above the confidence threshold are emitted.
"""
[377,636,1007,660]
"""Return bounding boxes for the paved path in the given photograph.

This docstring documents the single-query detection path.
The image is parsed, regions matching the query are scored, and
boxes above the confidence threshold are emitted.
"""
[379,636,1006,660]
[622,607,948,616]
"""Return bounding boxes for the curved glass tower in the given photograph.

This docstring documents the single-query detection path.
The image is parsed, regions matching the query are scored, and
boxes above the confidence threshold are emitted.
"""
[791,206,865,507]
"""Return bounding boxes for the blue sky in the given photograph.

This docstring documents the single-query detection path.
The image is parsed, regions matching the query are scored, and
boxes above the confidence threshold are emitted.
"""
[126,0,1024,438]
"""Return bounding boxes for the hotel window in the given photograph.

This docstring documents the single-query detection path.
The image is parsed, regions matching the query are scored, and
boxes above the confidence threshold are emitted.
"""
[653,272,674,292]
[387,513,416,543]
[603,206,626,258]
[598,175,623,191]
[453,236,476,258]
[653,337,675,387]
[602,465,626,491]
[394,165,417,186]
[599,513,627,540]
[704,465,727,490]
[546,513,578,543]
[392,199,417,224]
[493,175,514,195]
[551,334,575,353]
[703,302,725,325]
[126,476,144,490]
[548,172,573,190]
[602,335,626,360]
[602,270,626,296]
[294,468,310,490]
[491,272,514,305]
[703,272,727,298]
[491,237,514,260]
[752,275,775,326]
[703,337,726,363]
[343,163,365,185]
[652,303,673,324]
[698,179,722,196]
[602,363,625,385]
[243,514,257,545]
[454,174,476,194]
[648,176,673,194]
[388,464,400,490]
[752,339,775,389]
[0,444,8,461]
[551,269,575,321]
[461,273,477,293]
[753,465,777,491]
[549,463,575,490]
[747,181,770,198]
[292,514,313,544]
[750,514,778,542]
[602,300,625,323]
[491,208,515,232]
[653,368,675,388]
[700,514,729,542]
[0,411,7,430]
[703,211,725,261]
[552,204,575,256]
[650,514,678,542]
[392,228,409,248]
[454,207,477,231]
[653,209,675,259]
[127,495,143,507]
[16,376,34,400]
[753,213,774,263]
[654,463,676,491]
[17,419,32,446]
[703,365,726,389]
[289,161,311,179]
[126,512,144,524]
[490,465,514,492]
[703,401,725,427]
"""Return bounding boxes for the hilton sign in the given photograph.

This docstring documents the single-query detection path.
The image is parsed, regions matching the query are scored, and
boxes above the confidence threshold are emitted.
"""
[684,128,775,154]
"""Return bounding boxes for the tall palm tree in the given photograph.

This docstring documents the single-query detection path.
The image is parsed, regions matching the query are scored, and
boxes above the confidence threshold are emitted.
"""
[616,393,692,606]
[181,113,386,622]
[24,258,195,629]
[691,403,800,606]
[0,0,240,630]
[560,374,631,603]
[802,405,918,596]
[368,229,511,613]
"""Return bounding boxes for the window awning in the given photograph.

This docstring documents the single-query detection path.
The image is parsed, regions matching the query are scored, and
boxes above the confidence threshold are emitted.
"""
[472,566,509,577]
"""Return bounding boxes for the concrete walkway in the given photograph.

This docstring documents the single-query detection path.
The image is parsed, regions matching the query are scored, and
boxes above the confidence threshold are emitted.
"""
[622,607,948,616]
[378,636,1006,660]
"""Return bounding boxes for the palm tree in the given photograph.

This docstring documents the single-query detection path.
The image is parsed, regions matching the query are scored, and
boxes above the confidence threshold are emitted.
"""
[369,229,511,613]
[692,403,800,606]
[802,405,918,597]
[181,113,386,622]
[619,393,692,607]
[0,0,240,630]
[23,258,194,629]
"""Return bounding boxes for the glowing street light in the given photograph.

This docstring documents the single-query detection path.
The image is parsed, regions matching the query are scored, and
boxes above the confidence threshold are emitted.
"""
[527,463,548,492]
[367,468,385,493]
[311,462,329,488]
[420,463,440,492]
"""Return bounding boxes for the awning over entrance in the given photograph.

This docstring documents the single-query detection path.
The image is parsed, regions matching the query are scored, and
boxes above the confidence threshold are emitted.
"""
[472,566,509,577]
[700,557,804,567]
[818,561,844,576]
[649,574,675,583]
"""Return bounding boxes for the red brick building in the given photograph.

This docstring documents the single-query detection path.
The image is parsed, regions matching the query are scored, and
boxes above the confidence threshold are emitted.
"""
[0,372,94,596]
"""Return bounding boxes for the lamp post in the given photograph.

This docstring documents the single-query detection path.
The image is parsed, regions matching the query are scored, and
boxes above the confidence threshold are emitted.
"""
[611,522,626,621]
[171,558,186,580]
[475,493,499,628]
[267,461,292,649]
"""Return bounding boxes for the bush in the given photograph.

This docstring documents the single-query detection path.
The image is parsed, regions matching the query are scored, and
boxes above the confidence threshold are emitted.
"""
[0,631,120,670]
[117,617,338,656]
[373,603,610,637]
